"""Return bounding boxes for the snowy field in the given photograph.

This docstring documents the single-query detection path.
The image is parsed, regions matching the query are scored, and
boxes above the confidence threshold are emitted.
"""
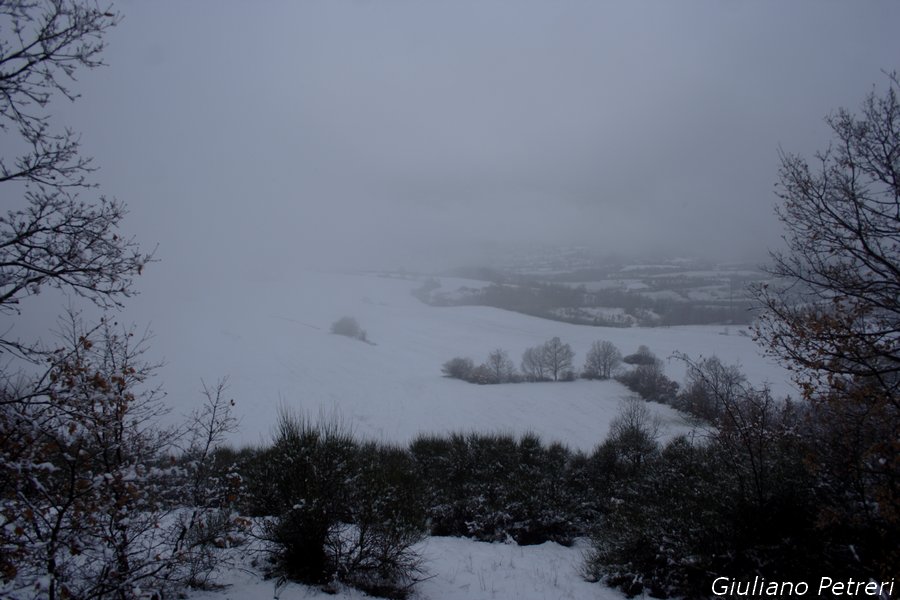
[119,269,793,451]
[14,269,794,600]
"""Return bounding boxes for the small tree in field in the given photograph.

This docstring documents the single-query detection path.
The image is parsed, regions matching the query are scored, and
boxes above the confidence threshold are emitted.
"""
[542,337,574,382]
[483,348,516,384]
[520,346,549,381]
[583,340,621,380]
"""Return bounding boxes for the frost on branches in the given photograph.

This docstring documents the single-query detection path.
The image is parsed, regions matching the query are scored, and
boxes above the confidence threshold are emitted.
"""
[0,316,241,599]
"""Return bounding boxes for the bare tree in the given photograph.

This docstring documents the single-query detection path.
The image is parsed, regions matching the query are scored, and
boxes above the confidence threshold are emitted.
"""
[583,340,621,380]
[484,348,516,384]
[1,1,114,188]
[173,378,242,589]
[0,1,151,353]
[541,336,574,382]
[674,354,746,422]
[755,73,900,399]
[753,73,900,579]
[520,345,548,381]
[605,397,661,472]
[0,5,206,595]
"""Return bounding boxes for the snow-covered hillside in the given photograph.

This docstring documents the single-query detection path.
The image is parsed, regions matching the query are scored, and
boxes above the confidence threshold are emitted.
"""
[130,270,793,451]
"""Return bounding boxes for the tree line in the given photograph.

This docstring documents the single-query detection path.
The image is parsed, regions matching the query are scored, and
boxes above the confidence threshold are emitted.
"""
[418,278,757,327]
[442,337,625,384]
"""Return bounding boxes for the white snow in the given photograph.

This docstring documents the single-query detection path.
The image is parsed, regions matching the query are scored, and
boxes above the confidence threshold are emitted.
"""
[120,269,795,600]
[130,270,793,451]
[186,536,622,600]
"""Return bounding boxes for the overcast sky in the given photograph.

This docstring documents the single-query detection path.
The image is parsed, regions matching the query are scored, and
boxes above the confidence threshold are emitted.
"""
[41,0,900,282]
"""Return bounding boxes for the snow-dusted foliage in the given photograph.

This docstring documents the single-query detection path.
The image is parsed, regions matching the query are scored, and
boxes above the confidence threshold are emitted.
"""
[586,382,818,598]
[1,317,169,598]
[0,317,241,599]
[169,379,246,589]
[615,364,679,405]
[410,432,589,546]
[247,411,425,597]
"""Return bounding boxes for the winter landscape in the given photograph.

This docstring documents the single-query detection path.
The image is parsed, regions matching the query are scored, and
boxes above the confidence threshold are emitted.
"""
[121,265,799,600]
[133,267,791,450]
[2,2,899,600]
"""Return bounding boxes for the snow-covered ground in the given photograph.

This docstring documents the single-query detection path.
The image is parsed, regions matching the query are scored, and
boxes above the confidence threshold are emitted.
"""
[39,268,791,600]
[189,536,622,600]
[118,269,793,451]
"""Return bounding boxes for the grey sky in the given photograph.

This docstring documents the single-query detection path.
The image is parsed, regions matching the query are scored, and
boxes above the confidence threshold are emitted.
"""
[44,0,900,282]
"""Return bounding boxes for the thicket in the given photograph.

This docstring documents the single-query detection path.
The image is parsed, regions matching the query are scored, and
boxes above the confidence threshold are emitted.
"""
[235,426,601,552]
[409,432,592,545]
[586,387,822,598]
[445,339,663,386]
[237,411,426,598]
[614,346,680,405]
[7,344,885,600]
[226,382,865,600]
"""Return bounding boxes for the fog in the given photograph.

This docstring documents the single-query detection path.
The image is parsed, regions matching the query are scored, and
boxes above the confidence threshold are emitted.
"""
[19,1,880,284]
[2,4,896,590]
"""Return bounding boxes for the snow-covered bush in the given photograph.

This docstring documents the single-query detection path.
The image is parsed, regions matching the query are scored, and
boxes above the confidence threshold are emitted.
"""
[410,432,583,545]
[441,356,475,380]
[586,388,820,598]
[331,443,426,598]
[0,319,173,599]
[0,318,244,599]
[168,380,245,589]
[621,345,659,366]
[330,316,368,342]
[615,363,679,404]
[259,411,358,583]
[0,317,237,599]
[256,411,425,597]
